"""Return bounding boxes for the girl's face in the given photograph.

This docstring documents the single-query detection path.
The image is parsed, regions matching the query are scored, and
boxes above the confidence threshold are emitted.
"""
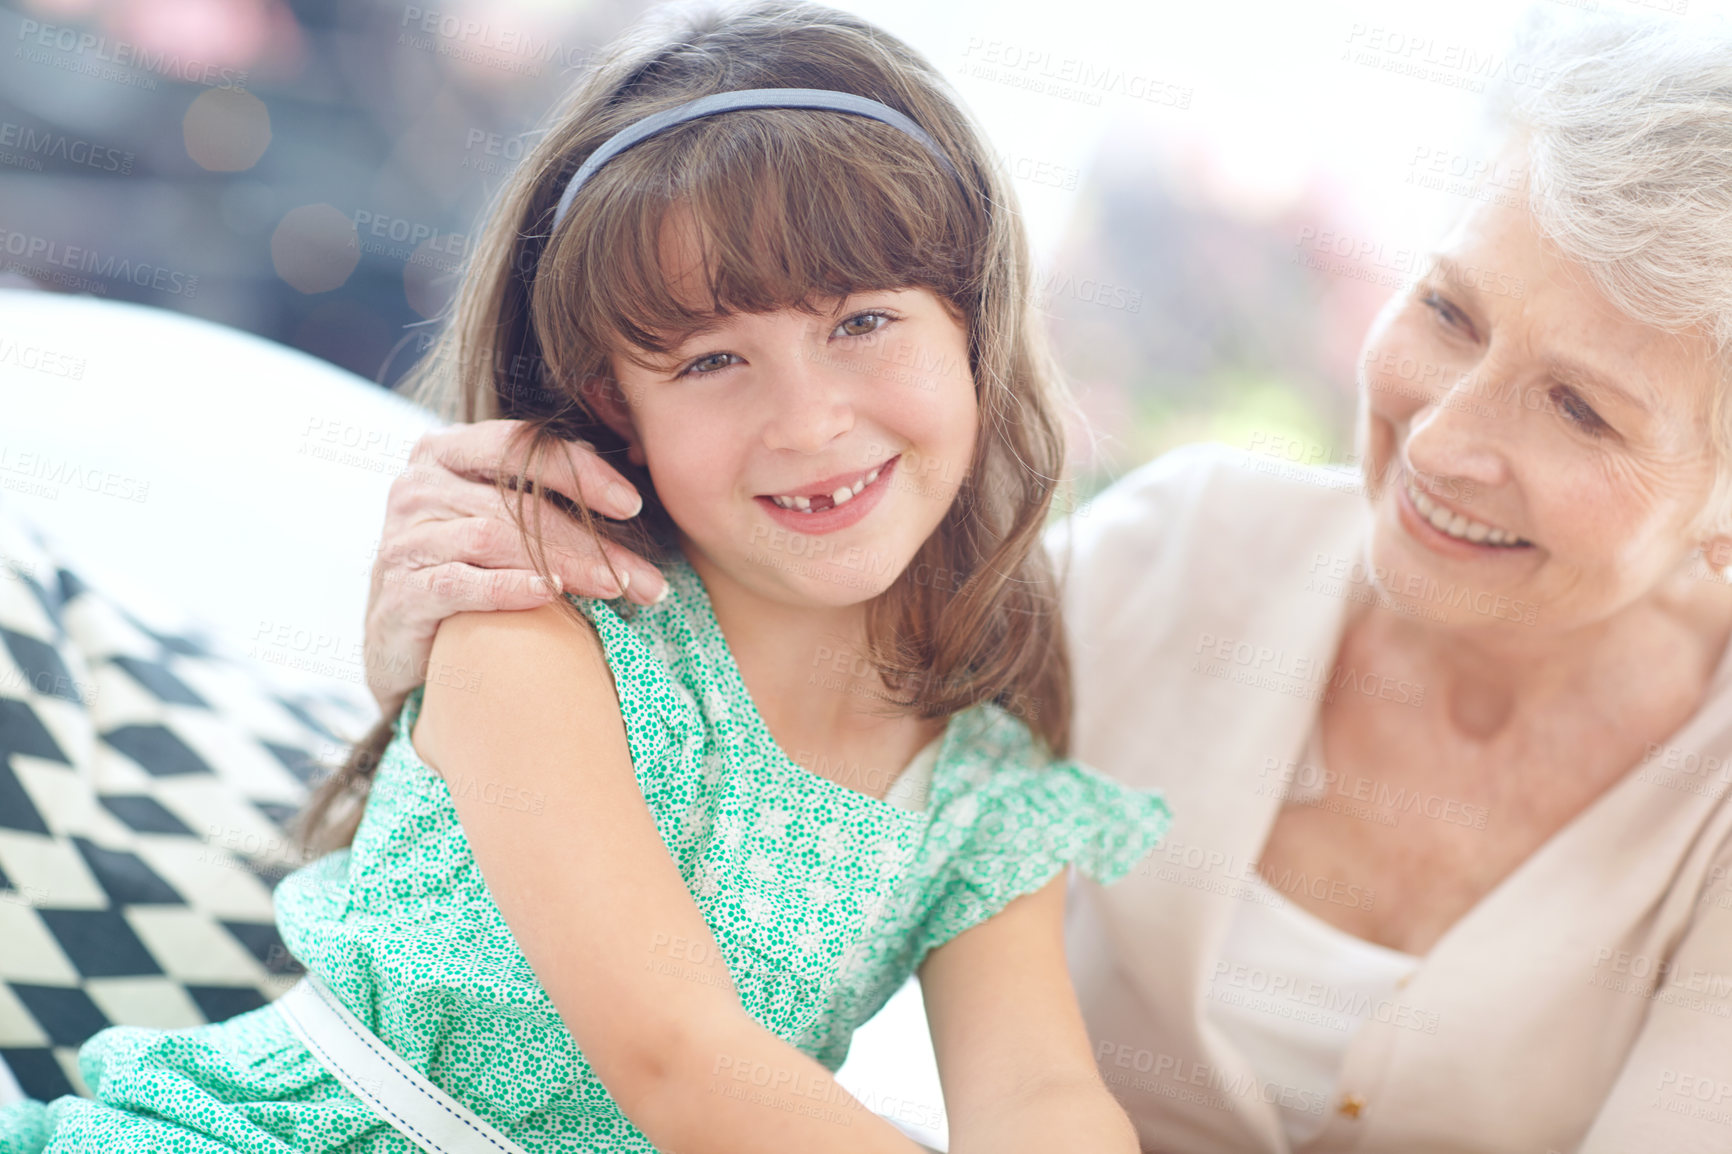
[603,237,977,609]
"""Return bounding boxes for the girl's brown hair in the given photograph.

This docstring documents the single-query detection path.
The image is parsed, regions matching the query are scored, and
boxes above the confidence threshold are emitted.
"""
[300,0,1074,853]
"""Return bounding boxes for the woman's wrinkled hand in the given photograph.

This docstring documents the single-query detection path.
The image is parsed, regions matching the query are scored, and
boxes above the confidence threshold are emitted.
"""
[362,419,666,714]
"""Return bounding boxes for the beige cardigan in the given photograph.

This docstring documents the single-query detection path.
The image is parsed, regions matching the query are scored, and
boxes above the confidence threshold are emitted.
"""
[1053,445,1732,1154]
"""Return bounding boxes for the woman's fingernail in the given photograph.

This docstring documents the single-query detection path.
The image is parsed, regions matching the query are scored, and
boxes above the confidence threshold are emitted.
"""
[608,483,643,518]
[530,574,562,596]
[593,564,623,595]
[648,576,668,604]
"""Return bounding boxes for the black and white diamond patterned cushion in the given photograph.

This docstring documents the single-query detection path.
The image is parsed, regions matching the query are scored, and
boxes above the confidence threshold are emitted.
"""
[0,504,368,1102]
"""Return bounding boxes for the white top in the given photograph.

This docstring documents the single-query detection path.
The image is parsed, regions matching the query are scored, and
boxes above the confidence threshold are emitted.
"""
[1204,734,1421,1148]
[1051,444,1732,1154]
[882,737,941,812]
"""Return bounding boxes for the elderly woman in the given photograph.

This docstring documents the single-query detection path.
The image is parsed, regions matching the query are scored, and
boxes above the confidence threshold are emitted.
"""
[354,18,1732,1153]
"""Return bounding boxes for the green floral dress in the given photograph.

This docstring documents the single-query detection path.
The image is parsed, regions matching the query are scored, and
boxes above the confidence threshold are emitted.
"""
[1,560,1170,1153]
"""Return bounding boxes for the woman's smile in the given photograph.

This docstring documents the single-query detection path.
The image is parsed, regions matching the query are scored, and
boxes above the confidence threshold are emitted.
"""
[1396,471,1532,554]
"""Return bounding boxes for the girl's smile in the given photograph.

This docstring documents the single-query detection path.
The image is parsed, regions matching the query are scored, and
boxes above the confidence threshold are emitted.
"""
[755,452,900,533]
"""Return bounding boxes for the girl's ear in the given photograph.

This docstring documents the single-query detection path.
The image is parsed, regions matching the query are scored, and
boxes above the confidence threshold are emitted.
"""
[580,374,647,467]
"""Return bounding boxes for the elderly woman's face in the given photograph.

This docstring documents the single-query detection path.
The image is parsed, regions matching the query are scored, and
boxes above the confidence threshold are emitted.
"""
[1357,195,1726,635]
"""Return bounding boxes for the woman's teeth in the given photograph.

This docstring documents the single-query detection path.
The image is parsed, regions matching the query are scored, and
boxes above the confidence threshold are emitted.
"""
[1406,479,1528,547]
[770,464,883,512]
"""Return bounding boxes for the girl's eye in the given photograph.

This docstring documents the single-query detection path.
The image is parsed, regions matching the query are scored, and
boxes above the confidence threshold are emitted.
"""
[834,311,891,338]
[1549,385,1609,437]
[1421,290,1474,337]
[680,352,740,377]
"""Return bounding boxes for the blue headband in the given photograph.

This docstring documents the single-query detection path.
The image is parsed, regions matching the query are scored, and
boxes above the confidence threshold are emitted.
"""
[548,87,957,231]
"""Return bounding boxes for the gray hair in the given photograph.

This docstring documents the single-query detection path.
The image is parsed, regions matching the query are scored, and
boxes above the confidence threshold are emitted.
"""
[1491,14,1732,536]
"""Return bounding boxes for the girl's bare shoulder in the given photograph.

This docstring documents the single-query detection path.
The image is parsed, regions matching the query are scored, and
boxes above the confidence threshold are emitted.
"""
[418,603,621,766]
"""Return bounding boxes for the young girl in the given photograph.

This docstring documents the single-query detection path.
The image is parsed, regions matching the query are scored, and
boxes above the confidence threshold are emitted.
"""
[0,3,1169,1151]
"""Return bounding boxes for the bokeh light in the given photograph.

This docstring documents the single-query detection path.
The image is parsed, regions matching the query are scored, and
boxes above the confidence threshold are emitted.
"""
[271,203,359,294]
[183,87,271,172]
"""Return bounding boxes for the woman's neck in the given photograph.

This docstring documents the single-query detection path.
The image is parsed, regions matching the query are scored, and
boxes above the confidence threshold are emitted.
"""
[1368,569,1732,741]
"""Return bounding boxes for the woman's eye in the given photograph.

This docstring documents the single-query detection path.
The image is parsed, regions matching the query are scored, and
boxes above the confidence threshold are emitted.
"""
[1421,291,1471,335]
[834,311,891,338]
[681,352,739,376]
[1549,386,1608,437]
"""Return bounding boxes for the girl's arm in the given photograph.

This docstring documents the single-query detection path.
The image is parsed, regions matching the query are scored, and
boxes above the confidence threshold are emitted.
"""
[920,877,1139,1154]
[416,604,923,1154]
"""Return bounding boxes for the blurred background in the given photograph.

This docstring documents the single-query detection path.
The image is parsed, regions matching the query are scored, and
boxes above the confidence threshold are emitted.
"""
[8,0,1722,500]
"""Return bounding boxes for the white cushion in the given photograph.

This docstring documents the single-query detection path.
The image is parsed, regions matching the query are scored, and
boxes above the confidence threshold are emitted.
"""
[0,291,438,706]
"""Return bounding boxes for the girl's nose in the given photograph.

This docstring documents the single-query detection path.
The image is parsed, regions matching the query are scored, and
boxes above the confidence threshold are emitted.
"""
[759,351,855,454]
